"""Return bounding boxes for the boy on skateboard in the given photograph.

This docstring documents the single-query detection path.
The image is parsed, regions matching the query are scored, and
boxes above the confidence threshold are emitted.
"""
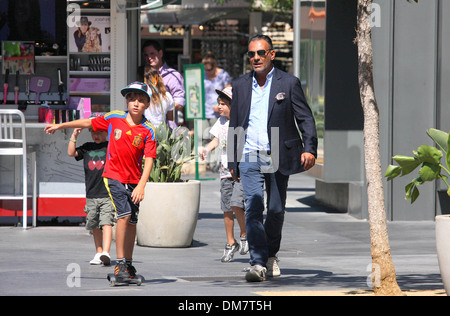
[45,82,157,281]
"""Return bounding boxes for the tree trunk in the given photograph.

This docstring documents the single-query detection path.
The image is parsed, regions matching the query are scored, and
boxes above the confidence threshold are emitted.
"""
[356,0,403,296]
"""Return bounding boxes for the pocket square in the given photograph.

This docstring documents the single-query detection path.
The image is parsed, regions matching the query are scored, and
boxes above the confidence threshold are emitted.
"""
[275,92,285,101]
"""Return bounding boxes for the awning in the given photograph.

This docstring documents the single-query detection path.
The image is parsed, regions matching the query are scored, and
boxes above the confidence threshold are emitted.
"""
[141,0,262,25]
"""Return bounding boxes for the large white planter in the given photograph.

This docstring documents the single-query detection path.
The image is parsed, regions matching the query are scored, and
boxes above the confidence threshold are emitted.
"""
[435,215,450,295]
[137,180,201,247]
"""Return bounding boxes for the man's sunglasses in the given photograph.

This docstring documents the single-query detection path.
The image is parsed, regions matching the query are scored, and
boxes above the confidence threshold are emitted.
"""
[246,49,271,58]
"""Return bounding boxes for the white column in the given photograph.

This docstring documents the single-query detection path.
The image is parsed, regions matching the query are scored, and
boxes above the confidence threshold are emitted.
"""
[111,0,128,110]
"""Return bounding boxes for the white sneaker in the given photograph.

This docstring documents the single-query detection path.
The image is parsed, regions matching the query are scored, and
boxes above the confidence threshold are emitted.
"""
[239,235,249,255]
[267,257,280,277]
[100,252,111,266]
[245,265,267,282]
[89,253,102,265]
[221,241,240,263]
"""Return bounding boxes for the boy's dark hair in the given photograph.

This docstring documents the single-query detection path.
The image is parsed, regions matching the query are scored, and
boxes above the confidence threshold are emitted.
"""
[125,91,150,103]
[217,96,231,105]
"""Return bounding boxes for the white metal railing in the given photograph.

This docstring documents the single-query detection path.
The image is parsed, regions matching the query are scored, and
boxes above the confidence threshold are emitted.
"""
[0,110,37,229]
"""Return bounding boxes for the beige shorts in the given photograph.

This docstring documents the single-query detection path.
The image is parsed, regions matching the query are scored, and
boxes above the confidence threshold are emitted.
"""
[84,197,115,230]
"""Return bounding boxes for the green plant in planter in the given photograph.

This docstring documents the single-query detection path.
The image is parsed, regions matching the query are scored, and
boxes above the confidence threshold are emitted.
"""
[385,128,450,203]
[148,121,194,182]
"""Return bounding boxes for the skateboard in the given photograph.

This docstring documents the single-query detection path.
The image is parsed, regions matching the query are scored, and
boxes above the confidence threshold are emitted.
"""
[107,273,145,287]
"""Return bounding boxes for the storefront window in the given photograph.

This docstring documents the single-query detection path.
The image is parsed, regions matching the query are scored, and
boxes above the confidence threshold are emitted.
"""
[300,0,326,164]
[263,1,326,164]
[0,0,67,56]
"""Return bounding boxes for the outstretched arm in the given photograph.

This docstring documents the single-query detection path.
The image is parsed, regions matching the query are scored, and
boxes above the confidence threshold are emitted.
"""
[44,119,92,135]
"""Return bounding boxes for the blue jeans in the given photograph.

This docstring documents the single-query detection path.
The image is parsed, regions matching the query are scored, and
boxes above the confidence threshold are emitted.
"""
[239,152,289,267]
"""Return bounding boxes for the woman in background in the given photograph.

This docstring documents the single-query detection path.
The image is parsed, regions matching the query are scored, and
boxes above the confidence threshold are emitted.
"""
[143,66,174,127]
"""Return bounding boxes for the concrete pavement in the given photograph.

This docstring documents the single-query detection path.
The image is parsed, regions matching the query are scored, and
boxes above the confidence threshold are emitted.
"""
[0,172,444,296]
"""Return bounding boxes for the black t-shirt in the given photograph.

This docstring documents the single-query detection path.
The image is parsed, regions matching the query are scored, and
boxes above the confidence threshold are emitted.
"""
[75,142,109,198]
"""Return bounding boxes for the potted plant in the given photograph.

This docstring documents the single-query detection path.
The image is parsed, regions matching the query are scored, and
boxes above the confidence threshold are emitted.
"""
[136,121,200,248]
[385,128,450,294]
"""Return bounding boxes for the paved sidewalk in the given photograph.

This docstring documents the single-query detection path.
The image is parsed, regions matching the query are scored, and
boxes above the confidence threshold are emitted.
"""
[0,172,444,296]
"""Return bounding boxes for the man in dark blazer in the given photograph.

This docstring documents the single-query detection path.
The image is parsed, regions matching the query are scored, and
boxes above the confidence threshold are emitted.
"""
[227,34,317,282]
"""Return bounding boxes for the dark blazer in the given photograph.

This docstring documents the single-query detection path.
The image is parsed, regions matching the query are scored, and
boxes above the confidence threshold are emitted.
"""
[227,67,318,176]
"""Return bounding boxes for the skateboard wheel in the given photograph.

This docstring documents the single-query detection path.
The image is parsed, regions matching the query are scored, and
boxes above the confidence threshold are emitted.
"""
[136,275,144,286]
[107,274,117,287]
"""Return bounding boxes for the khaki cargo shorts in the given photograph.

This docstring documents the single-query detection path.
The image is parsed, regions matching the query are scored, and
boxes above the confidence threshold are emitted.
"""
[84,197,115,230]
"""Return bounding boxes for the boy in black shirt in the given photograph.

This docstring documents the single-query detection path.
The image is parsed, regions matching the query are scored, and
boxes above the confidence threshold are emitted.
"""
[68,127,115,265]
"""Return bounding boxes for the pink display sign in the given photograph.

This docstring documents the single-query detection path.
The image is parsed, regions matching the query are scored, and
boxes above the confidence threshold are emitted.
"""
[77,97,91,119]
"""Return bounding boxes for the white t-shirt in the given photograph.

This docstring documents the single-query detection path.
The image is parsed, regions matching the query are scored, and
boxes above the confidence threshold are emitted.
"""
[144,92,174,127]
[209,116,231,178]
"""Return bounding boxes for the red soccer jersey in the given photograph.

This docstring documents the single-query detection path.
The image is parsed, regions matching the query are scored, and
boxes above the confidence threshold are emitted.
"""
[91,111,157,184]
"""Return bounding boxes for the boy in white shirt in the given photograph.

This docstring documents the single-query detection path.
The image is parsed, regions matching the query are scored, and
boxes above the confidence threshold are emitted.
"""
[201,87,248,262]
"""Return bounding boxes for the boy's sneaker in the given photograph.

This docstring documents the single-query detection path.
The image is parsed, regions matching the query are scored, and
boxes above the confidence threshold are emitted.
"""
[221,241,240,263]
[89,253,102,265]
[126,261,137,279]
[239,235,249,255]
[245,265,267,282]
[114,260,132,278]
[267,257,280,277]
[100,252,111,266]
